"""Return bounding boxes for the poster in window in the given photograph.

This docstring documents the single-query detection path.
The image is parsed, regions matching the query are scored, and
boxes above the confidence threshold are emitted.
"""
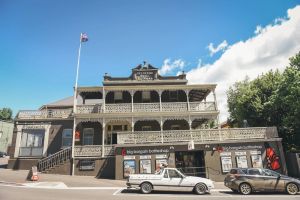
[251,155,263,168]
[123,160,136,178]
[221,156,232,173]
[140,159,151,174]
[155,159,168,172]
[236,156,248,168]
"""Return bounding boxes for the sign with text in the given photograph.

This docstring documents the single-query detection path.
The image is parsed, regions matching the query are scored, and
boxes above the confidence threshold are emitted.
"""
[116,146,175,156]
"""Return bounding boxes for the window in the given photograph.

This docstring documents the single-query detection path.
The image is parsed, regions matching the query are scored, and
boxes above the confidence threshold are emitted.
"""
[114,91,123,102]
[248,169,261,175]
[62,129,72,147]
[113,125,122,131]
[142,91,151,102]
[262,169,280,177]
[168,169,182,178]
[169,91,178,101]
[83,128,94,145]
[171,125,180,130]
[142,126,151,131]
[21,129,44,147]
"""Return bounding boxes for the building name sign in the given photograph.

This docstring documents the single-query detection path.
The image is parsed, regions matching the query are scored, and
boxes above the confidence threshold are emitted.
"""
[136,71,155,81]
[22,125,47,130]
[116,146,174,156]
[223,145,263,151]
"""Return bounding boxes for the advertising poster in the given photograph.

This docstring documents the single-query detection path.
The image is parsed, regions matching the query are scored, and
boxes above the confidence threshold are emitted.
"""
[221,156,232,173]
[123,160,136,177]
[251,155,263,168]
[236,156,248,168]
[140,159,152,174]
[155,159,168,171]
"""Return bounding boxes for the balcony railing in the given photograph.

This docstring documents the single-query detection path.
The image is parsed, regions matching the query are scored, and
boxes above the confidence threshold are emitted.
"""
[17,102,216,119]
[74,145,114,157]
[18,109,72,119]
[19,147,43,157]
[117,127,277,144]
[76,101,216,114]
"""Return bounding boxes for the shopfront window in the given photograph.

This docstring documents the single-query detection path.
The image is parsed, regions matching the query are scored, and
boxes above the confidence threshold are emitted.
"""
[19,129,44,157]
[83,128,94,145]
[62,129,72,147]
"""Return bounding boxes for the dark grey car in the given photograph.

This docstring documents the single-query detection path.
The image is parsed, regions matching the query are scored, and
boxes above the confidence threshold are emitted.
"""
[224,168,300,195]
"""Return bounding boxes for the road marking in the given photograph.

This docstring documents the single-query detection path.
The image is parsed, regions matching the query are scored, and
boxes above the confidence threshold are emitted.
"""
[113,188,124,195]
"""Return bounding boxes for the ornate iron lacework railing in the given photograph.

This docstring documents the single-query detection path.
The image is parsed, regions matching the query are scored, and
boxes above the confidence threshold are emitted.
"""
[117,127,277,144]
[18,109,72,119]
[37,147,71,172]
[76,101,216,114]
[74,145,114,157]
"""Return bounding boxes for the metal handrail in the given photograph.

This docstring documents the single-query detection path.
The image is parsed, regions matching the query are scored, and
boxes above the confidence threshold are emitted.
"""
[37,147,71,172]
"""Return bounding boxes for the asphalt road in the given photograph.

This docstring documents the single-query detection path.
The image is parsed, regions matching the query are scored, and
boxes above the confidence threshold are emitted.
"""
[0,185,299,200]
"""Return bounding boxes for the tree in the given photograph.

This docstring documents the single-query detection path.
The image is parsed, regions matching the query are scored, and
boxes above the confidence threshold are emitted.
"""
[0,108,13,120]
[227,71,282,127]
[227,52,300,151]
[273,53,300,151]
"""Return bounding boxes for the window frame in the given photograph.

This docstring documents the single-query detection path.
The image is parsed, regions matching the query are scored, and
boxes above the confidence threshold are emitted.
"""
[61,129,73,148]
[83,128,94,145]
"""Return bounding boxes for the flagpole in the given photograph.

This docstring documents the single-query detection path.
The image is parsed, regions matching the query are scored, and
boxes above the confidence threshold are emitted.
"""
[71,34,82,176]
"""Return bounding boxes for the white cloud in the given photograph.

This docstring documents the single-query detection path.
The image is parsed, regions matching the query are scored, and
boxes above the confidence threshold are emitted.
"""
[207,40,228,56]
[186,5,300,122]
[159,59,185,75]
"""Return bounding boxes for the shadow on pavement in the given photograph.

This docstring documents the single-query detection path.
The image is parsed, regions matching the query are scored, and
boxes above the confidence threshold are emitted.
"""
[121,189,209,195]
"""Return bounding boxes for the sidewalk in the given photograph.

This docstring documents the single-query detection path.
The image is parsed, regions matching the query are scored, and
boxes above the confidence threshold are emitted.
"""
[0,169,227,189]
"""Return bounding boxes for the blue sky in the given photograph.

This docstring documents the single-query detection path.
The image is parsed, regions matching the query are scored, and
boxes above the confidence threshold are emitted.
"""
[0,0,299,119]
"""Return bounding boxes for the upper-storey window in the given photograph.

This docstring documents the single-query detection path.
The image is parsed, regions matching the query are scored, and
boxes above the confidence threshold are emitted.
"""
[62,129,72,147]
[142,91,151,103]
[83,128,94,145]
[114,91,123,103]
[169,91,178,101]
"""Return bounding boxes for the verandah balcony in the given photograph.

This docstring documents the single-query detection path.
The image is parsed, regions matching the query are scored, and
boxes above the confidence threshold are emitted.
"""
[72,127,277,157]
[117,127,278,144]
[76,101,216,114]
[18,109,73,119]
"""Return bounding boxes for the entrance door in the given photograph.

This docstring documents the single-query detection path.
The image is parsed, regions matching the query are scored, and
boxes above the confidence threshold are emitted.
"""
[175,151,206,177]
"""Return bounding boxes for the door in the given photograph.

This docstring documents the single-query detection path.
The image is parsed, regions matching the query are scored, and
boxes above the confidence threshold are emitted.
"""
[262,169,285,192]
[246,168,265,191]
[161,169,183,189]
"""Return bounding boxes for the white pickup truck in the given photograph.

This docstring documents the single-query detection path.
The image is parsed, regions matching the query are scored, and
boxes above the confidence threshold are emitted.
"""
[126,168,214,195]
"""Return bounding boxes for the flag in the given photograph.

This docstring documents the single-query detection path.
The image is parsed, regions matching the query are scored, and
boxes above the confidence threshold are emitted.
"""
[80,33,88,42]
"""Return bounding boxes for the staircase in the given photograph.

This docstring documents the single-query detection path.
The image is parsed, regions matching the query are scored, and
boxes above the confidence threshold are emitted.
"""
[37,147,71,173]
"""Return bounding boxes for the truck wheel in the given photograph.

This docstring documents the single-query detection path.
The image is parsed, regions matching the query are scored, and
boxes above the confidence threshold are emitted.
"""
[286,183,298,195]
[239,183,252,195]
[140,182,152,194]
[194,183,207,195]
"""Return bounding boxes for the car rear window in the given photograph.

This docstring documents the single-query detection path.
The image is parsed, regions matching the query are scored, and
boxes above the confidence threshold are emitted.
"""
[230,169,246,174]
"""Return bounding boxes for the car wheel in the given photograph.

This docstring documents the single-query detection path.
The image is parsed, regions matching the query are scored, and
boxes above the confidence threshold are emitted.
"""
[239,183,252,195]
[194,183,207,195]
[140,182,152,194]
[286,183,298,195]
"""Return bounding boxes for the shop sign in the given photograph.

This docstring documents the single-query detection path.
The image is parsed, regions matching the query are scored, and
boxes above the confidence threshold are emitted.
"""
[188,140,195,150]
[116,146,175,155]
[251,155,263,168]
[223,145,263,151]
[140,155,151,159]
[221,156,232,173]
[124,160,136,178]
[79,160,95,171]
[124,156,135,160]
[156,154,168,159]
[75,131,80,142]
[236,156,248,168]
[235,152,247,156]
[250,150,261,155]
[140,160,151,174]
[220,152,231,156]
